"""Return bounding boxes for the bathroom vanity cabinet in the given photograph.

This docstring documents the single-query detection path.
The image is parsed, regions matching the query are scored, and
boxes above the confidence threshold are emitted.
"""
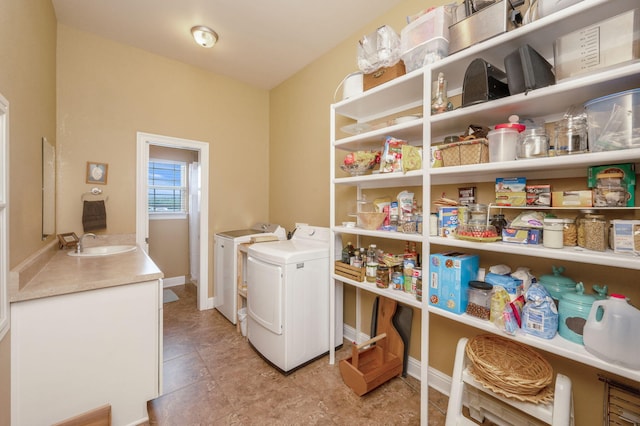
[9,242,163,426]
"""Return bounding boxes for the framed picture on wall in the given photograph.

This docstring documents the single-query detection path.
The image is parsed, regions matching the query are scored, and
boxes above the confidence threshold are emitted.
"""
[86,162,108,185]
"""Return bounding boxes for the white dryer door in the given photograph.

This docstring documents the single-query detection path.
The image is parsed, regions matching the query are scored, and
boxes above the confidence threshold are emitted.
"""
[247,255,283,335]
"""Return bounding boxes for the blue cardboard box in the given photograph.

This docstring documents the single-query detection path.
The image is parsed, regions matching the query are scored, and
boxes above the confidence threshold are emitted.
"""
[428,252,479,314]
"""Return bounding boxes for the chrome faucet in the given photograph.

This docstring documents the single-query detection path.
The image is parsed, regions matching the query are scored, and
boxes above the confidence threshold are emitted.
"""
[76,233,97,253]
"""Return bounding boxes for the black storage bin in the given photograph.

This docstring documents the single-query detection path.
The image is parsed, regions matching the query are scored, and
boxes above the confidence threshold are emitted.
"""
[504,44,555,95]
[462,58,510,107]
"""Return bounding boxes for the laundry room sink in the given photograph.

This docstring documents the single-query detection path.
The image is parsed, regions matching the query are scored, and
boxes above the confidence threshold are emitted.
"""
[68,245,137,257]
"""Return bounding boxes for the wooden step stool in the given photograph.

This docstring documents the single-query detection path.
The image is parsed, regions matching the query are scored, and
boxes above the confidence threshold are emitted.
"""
[339,296,404,396]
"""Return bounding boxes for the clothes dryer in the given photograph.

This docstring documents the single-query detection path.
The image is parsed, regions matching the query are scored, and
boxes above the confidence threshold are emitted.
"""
[246,225,343,374]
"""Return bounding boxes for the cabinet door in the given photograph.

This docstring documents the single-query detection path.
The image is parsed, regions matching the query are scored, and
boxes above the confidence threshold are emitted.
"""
[213,236,236,323]
[11,280,160,426]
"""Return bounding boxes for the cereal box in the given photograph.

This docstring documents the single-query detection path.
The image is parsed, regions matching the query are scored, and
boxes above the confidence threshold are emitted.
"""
[428,252,479,314]
[437,206,459,238]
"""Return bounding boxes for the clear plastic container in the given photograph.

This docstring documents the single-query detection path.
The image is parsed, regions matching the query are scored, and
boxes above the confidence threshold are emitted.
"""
[487,128,519,162]
[466,281,493,320]
[585,88,640,151]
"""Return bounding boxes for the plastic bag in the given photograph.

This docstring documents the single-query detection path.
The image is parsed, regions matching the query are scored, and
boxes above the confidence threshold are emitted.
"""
[357,25,402,74]
[521,282,558,339]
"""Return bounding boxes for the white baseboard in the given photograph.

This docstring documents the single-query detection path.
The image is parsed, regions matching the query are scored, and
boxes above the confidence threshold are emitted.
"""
[342,323,452,396]
[162,276,187,288]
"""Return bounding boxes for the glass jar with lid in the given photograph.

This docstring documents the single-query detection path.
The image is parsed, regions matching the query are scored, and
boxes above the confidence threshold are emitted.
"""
[553,115,588,155]
[490,214,508,236]
[517,127,549,159]
[467,203,488,225]
[562,218,577,247]
[576,209,598,248]
[584,214,607,252]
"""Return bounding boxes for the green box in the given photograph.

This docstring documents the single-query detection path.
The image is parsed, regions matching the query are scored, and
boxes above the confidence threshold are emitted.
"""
[588,163,636,207]
[587,163,636,187]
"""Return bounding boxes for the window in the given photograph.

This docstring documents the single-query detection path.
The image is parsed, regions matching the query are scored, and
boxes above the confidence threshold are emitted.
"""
[0,93,9,340]
[148,160,188,215]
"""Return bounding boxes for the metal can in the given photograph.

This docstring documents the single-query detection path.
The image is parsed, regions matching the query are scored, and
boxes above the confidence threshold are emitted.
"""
[376,266,390,289]
[415,277,422,301]
[391,271,404,290]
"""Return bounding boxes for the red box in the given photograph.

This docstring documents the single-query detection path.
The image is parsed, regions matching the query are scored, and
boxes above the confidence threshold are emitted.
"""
[526,184,551,206]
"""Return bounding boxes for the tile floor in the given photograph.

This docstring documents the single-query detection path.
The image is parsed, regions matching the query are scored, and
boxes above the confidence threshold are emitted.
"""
[145,284,449,425]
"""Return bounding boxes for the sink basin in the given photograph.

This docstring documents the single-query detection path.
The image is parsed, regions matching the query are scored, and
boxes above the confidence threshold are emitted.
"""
[68,245,137,257]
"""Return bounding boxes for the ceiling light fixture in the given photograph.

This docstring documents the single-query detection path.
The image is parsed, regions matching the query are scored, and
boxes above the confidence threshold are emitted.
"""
[191,25,218,48]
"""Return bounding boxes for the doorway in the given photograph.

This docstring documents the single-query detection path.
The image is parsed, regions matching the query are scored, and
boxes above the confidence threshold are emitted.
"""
[136,132,210,311]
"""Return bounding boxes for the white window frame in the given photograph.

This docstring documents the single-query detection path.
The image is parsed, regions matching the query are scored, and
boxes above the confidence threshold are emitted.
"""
[148,158,188,220]
[0,93,9,340]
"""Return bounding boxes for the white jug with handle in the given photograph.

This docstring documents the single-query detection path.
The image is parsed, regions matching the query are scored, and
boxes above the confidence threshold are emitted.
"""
[583,294,640,369]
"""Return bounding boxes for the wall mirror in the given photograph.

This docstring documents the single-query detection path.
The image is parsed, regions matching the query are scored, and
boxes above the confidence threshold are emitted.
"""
[42,136,55,240]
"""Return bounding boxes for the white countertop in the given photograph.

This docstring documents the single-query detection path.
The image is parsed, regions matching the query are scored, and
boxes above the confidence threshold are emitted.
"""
[10,236,164,303]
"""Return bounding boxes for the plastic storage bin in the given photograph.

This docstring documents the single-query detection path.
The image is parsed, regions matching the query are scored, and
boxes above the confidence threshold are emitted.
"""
[401,6,451,54]
[401,6,451,72]
[401,37,449,72]
[585,88,640,152]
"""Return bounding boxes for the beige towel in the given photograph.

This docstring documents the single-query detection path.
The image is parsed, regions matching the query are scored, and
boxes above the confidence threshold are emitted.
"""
[82,200,106,232]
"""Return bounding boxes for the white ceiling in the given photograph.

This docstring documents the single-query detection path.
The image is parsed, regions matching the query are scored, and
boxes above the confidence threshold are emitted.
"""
[52,0,405,90]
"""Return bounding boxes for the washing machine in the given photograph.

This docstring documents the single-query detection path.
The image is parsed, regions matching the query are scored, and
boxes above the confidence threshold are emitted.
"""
[214,223,286,324]
[246,225,343,374]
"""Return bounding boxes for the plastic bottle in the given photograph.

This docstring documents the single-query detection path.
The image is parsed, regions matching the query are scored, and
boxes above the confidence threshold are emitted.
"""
[365,244,378,283]
[583,294,640,369]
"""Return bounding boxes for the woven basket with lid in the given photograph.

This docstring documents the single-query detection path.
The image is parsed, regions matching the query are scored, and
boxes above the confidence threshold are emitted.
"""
[465,334,554,403]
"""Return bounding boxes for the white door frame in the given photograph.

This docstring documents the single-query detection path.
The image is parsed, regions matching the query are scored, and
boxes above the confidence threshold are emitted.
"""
[136,132,210,311]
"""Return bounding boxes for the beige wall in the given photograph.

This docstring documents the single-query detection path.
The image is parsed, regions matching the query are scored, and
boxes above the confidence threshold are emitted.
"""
[149,219,190,280]
[56,25,271,297]
[0,0,58,422]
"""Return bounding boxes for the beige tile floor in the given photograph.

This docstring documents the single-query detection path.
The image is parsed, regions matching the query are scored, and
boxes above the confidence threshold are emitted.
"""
[146,284,449,425]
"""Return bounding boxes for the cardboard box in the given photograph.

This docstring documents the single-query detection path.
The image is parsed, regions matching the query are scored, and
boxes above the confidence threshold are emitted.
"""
[502,228,542,245]
[526,184,551,206]
[363,62,406,91]
[588,163,636,207]
[611,220,640,254]
[496,177,527,206]
[437,206,459,237]
[552,190,593,207]
[587,163,636,187]
[428,252,479,314]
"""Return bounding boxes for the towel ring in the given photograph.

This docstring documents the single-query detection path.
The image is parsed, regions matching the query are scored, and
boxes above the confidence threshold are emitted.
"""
[81,187,109,202]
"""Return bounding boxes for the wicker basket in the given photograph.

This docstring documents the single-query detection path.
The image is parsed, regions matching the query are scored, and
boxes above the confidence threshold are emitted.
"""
[465,334,554,403]
[440,138,489,166]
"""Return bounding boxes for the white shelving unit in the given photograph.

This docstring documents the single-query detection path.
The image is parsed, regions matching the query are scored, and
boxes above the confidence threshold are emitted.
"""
[329,0,640,424]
